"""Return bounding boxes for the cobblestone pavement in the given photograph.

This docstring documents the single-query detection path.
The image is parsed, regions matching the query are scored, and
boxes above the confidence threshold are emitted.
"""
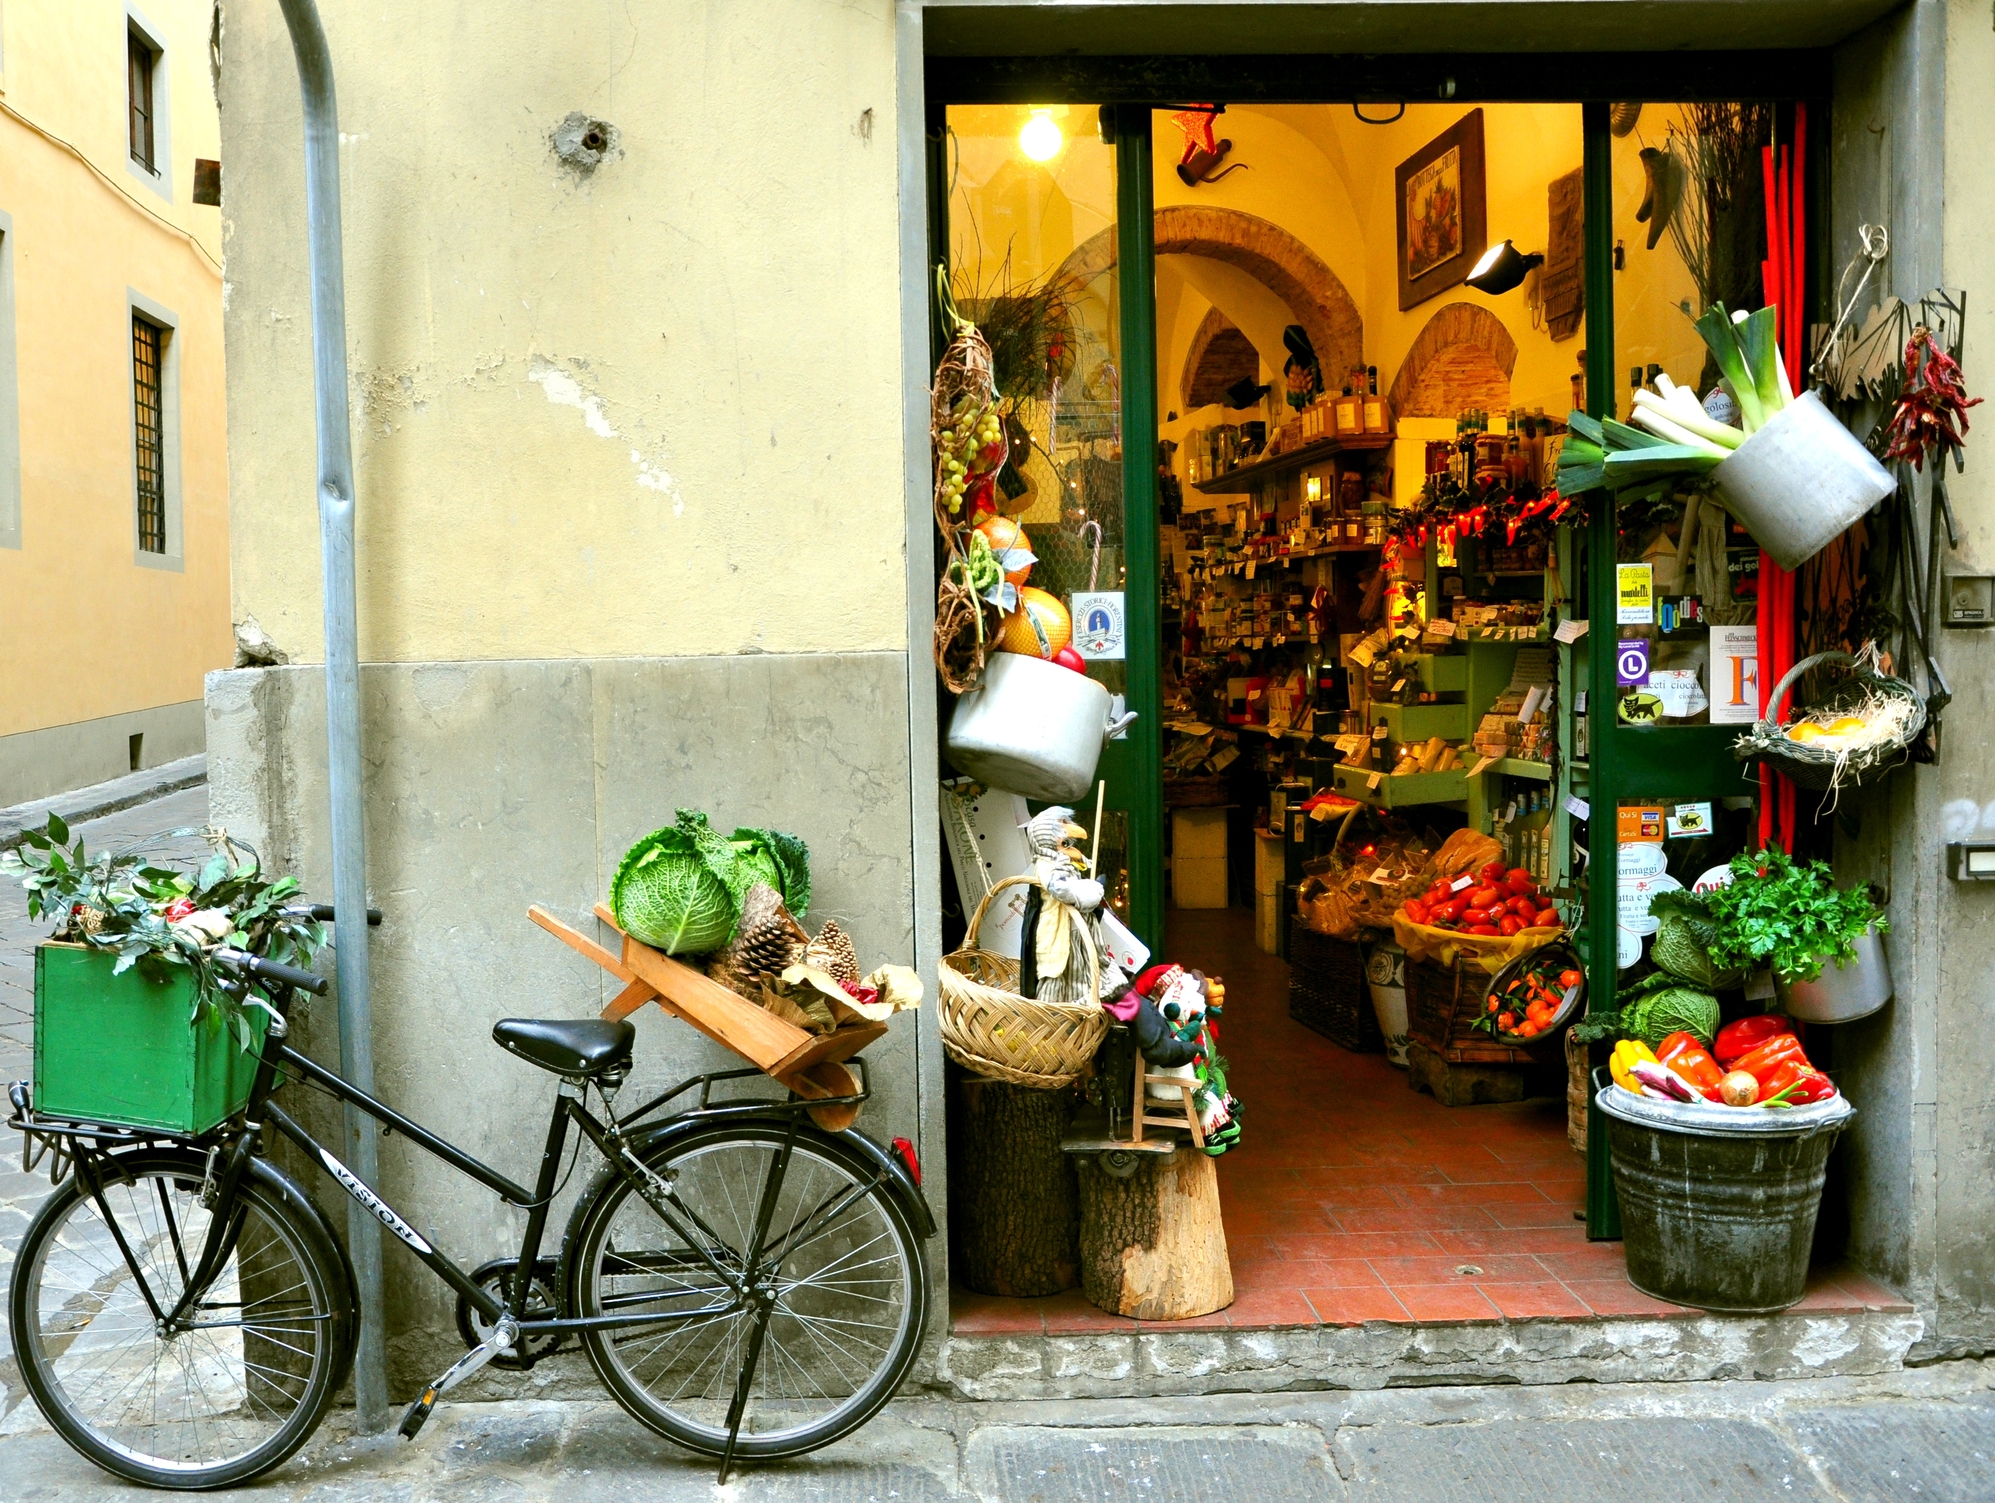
[1,1363,1992,1501]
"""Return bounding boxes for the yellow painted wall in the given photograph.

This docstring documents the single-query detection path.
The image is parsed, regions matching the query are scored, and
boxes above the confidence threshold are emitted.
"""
[220,1,904,666]
[0,0,229,737]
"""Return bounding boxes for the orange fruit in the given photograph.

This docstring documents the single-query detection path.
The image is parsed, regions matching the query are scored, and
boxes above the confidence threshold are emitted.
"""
[976,517,1035,586]
[996,587,1072,658]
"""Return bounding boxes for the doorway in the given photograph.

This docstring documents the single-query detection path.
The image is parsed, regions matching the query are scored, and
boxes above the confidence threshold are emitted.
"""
[934,89,1889,1337]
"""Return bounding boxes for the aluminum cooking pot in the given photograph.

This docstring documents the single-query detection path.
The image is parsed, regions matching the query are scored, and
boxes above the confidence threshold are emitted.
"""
[944,651,1136,802]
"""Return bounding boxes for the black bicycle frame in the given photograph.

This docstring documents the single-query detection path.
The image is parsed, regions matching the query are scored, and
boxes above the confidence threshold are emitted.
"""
[243,1039,749,1342]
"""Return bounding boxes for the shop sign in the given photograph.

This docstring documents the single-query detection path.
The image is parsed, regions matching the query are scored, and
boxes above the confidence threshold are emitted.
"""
[1615,638,1650,686]
[1667,801,1714,838]
[1616,563,1655,625]
[1070,592,1126,660]
[1615,839,1677,969]
[1710,625,1761,725]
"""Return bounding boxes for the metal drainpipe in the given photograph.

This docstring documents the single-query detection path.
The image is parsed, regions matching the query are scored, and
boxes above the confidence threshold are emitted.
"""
[274,0,388,1432]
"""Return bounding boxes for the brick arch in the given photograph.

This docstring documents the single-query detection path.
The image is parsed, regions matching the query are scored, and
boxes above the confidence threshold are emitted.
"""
[1058,205,1363,387]
[1386,303,1518,421]
[1180,307,1262,410]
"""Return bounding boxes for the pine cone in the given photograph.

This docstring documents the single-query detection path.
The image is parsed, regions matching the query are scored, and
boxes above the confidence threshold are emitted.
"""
[708,884,806,999]
[804,919,859,983]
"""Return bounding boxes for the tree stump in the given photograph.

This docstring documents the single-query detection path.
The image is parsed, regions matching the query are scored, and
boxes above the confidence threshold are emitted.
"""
[1076,1147,1233,1320]
[947,1070,1081,1296]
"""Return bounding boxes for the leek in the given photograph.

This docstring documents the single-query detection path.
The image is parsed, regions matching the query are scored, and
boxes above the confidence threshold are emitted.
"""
[1626,401,1730,458]
[1632,389,1744,449]
[1734,306,1783,426]
[1695,303,1765,431]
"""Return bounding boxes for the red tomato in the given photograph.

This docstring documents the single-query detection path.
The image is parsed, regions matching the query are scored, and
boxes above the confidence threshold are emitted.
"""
[1468,884,1502,908]
[1469,923,1502,936]
[1405,902,1430,925]
[1479,860,1509,882]
[1463,906,1493,925]
[1508,895,1540,918]
[1438,898,1470,923]
[1498,915,1525,936]
[1427,880,1453,902]
[1533,907,1560,928]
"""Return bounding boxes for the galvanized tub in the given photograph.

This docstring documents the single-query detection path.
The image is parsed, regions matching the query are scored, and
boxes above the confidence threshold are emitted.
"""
[1777,925,1892,1024]
[1596,1075,1853,1313]
[1710,389,1896,572]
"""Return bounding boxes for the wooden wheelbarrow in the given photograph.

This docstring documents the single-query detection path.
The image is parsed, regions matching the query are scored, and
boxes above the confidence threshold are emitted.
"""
[528,903,884,1131]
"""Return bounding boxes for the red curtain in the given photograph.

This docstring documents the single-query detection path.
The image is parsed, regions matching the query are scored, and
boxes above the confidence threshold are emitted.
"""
[1756,104,1806,853]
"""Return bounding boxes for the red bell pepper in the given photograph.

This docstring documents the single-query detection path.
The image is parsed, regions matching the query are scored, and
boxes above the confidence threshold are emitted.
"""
[1713,1015,1796,1068]
[1758,1058,1836,1106]
[1731,1032,1811,1098]
[1656,1031,1726,1100]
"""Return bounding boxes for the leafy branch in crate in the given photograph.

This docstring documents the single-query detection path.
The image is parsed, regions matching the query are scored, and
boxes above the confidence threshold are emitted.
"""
[2,813,326,1048]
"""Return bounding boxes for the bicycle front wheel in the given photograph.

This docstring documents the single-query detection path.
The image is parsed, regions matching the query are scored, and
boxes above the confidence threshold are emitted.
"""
[9,1148,348,1490]
[567,1122,929,1460]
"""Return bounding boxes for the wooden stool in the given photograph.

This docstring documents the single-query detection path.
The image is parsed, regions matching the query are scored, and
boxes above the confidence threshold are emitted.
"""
[1074,1144,1233,1320]
[949,1072,1080,1297]
[1131,1060,1205,1148]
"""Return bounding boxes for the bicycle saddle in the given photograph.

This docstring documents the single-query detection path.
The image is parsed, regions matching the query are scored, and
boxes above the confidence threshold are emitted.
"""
[491,1017,635,1076]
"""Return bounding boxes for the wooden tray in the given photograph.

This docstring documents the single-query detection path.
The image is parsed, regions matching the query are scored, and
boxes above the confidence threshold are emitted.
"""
[528,904,885,1131]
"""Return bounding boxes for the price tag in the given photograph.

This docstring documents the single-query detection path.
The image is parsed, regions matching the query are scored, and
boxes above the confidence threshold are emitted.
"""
[1450,873,1475,893]
[1564,794,1590,820]
[1372,725,1389,741]
[1391,679,1406,693]
[1553,618,1589,644]
[1468,755,1497,776]
[1245,562,1256,580]
[1426,618,1458,638]
[1367,772,1383,791]
[1369,866,1392,884]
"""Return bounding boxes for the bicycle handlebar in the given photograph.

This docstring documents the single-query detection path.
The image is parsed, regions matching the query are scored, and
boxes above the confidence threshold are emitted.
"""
[293,904,383,926]
[213,949,330,996]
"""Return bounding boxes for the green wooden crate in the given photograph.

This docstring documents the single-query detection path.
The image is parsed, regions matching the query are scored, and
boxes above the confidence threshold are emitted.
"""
[34,943,266,1134]
[1331,763,1470,809]
[1369,701,1470,742]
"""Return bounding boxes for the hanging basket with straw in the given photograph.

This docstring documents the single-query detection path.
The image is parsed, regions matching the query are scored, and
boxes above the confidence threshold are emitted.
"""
[939,875,1106,1089]
[1731,648,1926,794]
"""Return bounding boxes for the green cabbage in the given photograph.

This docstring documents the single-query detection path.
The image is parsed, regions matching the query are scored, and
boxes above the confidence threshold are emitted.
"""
[1624,977,1720,1047]
[611,810,810,954]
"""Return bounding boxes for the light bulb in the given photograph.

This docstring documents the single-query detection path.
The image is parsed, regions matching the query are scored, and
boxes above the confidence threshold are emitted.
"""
[1019,108,1063,162]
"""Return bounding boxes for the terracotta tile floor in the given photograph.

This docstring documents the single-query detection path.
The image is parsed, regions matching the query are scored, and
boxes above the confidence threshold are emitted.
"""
[950,906,1912,1336]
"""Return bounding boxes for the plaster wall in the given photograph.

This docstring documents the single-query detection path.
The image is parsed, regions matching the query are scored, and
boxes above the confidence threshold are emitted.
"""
[205,653,924,1387]
[0,0,228,799]
[219,0,907,668]
[1927,0,1995,1356]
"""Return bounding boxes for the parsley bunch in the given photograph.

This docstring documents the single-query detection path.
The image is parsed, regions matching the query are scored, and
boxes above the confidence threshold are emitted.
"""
[1700,848,1885,984]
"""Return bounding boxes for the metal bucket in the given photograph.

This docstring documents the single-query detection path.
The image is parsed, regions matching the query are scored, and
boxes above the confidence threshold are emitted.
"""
[1777,925,1893,1024]
[1597,1076,1852,1313]
[945,651,1120,802]
[1710,390,1896,572]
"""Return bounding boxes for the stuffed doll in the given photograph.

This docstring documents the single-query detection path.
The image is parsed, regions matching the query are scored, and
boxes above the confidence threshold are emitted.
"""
[1017,806,1128,1006]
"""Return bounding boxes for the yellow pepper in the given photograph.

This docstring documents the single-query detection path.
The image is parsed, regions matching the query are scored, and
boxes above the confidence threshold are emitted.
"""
[1610,1039,1657,1094]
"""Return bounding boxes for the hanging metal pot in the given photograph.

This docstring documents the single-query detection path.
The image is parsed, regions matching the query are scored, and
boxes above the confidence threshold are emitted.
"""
[1710,390,1896,572]
[945,652,1134,803]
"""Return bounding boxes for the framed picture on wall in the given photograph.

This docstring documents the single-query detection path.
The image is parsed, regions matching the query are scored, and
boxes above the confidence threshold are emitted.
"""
[1396,109,1487,310]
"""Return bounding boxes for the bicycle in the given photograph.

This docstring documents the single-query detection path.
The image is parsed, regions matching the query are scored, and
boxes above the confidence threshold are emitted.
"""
[5,906,935,1490]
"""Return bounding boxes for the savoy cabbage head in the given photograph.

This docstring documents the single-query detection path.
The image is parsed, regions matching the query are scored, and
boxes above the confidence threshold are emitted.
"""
[611,810,811,954]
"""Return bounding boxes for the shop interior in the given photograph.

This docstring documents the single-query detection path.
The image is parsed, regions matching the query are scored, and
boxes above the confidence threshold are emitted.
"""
[938,100,1894,1333]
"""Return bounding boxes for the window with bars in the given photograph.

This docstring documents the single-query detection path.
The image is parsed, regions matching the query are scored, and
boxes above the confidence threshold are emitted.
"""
[133,315,166,553]
[129,30,156,173]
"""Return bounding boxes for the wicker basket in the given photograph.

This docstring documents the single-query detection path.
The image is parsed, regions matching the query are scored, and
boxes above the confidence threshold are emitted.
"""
[1404,957,1534,1066]
[1286,920,1380,1052]
[1732,649,1926,792]
[940,875,1107,1089]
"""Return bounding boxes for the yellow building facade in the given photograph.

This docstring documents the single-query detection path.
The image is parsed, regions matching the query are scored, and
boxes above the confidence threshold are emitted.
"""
[0,0,229,805]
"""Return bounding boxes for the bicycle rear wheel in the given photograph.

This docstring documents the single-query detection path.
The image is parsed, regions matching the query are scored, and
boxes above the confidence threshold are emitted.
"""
[566,1122,929,1460]
[9,1148,348,1489]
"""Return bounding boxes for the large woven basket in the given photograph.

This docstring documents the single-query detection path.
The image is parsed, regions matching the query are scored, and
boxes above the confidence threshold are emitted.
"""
[1732,649,1925,793]
[940,875,1107,1089]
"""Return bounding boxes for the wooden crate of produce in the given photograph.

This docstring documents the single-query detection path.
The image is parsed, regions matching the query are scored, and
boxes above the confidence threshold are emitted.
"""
[1287,922,1381,1053]
[1403,956,1534,1067]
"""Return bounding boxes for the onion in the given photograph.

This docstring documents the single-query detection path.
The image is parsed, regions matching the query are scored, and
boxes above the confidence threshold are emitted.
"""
[1720,1070,1759,1107]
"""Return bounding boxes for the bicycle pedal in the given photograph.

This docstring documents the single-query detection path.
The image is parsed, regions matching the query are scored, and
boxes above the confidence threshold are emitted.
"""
[398,1387,439,1440]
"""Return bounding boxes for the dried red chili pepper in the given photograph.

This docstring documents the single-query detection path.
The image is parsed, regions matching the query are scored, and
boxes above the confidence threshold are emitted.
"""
[1882,326,1982,472]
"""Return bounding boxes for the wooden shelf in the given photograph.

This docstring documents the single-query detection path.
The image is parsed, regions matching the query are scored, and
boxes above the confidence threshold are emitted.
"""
[1192,432,1393,494]
[1493,758,1553,781]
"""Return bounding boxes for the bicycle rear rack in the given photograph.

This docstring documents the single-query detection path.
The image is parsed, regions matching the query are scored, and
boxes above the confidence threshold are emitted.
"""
[615,1060,873,1133]
[6,1080,169,1185]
